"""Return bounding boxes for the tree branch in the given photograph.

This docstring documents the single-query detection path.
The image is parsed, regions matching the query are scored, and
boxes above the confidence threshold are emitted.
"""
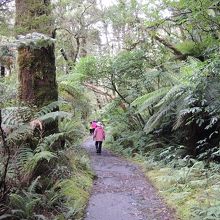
[111,72,130,105]
[154,35,184,56]
[83,82,115,99]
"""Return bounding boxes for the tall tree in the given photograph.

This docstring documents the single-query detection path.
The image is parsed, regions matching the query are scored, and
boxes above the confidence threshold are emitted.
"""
[54,0,101,69]
[15,0,58,108]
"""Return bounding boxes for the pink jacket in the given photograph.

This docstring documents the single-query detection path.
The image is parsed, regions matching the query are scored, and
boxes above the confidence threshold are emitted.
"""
[93,126,105,141]
[92,121,97,129]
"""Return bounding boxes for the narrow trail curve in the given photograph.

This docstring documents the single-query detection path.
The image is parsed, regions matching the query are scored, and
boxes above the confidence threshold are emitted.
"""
[83,138,176,220]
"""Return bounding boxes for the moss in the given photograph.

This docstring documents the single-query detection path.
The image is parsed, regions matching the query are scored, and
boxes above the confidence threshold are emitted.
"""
[56,150,93,219]
[18,42,58,107]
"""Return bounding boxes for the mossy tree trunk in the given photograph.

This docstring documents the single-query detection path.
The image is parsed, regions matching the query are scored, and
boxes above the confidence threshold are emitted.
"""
[15,0,59,185]
[16,0,58,133]
[17,44,58,107]
[15,0,56,107]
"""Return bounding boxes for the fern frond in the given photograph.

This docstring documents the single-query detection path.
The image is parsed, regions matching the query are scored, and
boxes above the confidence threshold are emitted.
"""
[131,87,170,108]
[144,102,174,134]
[36,133,65,152]
[6,125,33,143]
[10,194,26,210]
[17,146,56,173]
[155,84,189,108]
[28,176,41,193]
[35,101,68,117]
[60,119,76,133]
[26,151,57,173]
[10,190,42,219]
[143,68,180,87]
[16,147,34,172]
[138,87,171,112]
[33,151,57,163]
[2,107,32,126]
[25,197,41,215]
[36,111,72,124]
[59,83,83,99]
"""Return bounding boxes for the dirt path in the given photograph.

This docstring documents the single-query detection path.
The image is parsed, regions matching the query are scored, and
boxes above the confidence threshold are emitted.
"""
[83,138,175,220]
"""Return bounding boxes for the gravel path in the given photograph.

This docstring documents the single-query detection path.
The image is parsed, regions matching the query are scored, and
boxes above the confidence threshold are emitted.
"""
[83,138,176,220]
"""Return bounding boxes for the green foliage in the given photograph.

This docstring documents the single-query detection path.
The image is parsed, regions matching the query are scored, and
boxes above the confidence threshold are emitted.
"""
[7,177,43,220]
[74,56,98,81]
[59,80,92,120]
[176,41,207,57]
[103,46,220,220]
[0,98,91,219]
[53,149,93,220]
[2,0,220,219]
[15,0,53,35]
[0,78,18,108]
[17,147,57,174]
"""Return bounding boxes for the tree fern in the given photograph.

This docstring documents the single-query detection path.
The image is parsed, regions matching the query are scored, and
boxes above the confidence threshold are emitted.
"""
[131,87,171,110]
[17,147,56,174]
[155,84,189,108]
[35,100,68,117]
[144,101,175,134]
[36,133,64,152]
[36,111,72,124]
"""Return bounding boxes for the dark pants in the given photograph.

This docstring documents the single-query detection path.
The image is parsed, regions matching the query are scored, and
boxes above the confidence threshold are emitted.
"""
[95,141,103,153]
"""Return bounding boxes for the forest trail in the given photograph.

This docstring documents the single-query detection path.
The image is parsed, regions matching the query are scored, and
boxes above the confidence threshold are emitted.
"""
[83,138,176,220]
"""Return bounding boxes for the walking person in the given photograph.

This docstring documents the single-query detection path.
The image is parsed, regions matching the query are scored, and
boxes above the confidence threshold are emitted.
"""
[89,120,97,135]
[93,122,105,154]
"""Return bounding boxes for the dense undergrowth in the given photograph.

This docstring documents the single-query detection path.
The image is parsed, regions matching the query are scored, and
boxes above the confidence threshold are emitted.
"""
[105,128,220,220]
[1,1,220,219]
[0,117,93,219]
[0,75,94,220]
[75,42,220,219]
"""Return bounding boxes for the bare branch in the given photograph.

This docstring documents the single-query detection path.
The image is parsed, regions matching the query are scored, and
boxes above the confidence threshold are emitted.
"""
[83,82,115,99]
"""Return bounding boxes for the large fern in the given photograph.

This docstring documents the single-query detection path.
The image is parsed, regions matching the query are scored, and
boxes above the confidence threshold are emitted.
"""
[17,146,57,174]
[131,86,171,109]
[35,100,68,117]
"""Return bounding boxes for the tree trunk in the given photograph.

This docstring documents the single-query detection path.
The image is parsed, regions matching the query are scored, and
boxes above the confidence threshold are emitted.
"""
[15,0,59,187]
[15,0,59,138]
[15,0,57,107]
[18,44,58,107]
[80,36,87,57]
